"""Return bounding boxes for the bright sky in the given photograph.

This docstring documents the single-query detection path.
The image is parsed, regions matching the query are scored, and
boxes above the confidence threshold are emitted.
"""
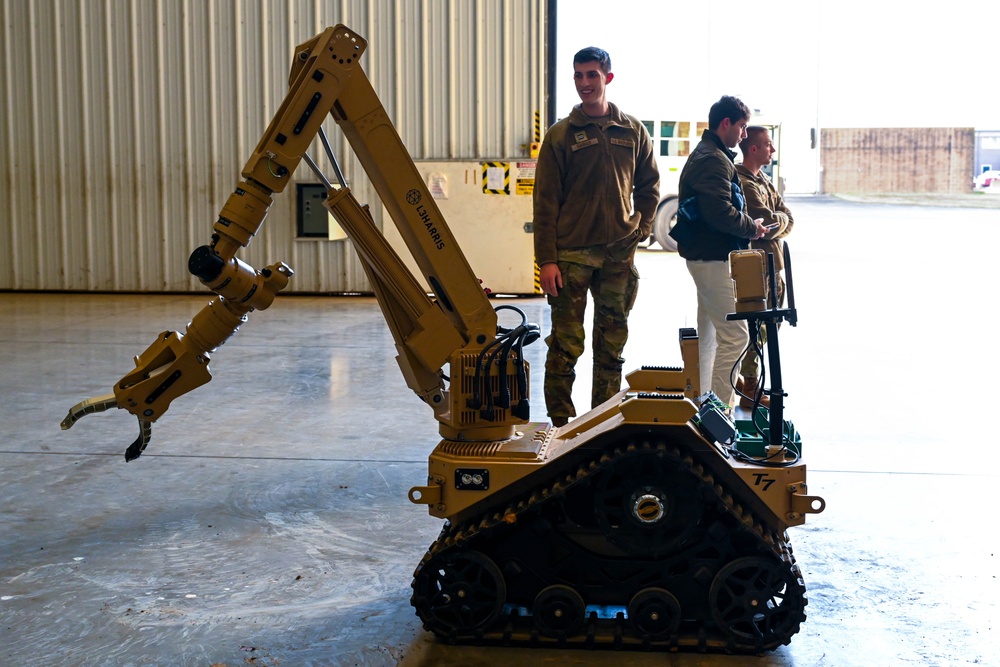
[557,0,1000,192]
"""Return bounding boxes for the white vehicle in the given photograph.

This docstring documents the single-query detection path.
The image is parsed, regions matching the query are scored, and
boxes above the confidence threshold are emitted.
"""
[640,118,782,251]
[974,169,1000,190]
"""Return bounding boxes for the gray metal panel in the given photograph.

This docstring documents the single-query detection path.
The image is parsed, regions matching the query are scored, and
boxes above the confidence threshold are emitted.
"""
[0,0,544,293]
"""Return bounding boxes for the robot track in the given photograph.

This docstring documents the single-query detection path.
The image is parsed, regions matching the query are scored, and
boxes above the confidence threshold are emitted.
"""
[410,437,807,653]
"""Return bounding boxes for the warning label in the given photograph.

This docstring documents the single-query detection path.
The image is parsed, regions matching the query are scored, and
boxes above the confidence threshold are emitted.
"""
[515,161,536,195]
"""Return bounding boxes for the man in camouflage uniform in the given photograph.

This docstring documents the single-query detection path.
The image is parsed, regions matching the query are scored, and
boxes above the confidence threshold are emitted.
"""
[533,46,659,427]
[735,126,794,409]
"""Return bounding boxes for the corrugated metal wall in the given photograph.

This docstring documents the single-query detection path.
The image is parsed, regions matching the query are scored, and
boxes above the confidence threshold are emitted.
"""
[820,128,974,194]
[0,0,546,292]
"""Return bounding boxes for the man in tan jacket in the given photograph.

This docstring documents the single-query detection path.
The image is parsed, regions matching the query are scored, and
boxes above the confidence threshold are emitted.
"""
[735,126,794,409]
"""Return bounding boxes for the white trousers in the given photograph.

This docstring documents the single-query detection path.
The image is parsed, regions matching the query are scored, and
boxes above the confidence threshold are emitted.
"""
[685,259,748,407]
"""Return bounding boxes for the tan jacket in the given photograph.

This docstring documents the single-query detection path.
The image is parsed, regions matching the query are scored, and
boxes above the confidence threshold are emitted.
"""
[735,164,794,271]
[533,103,659,266]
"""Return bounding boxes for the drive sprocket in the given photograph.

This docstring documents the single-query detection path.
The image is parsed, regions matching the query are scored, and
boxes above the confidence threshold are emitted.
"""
[708,555,806,652]
[411,548,506,638]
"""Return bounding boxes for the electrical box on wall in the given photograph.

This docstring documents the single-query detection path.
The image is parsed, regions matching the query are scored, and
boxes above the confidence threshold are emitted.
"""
[296,184,328,237]
[296,184,347,240]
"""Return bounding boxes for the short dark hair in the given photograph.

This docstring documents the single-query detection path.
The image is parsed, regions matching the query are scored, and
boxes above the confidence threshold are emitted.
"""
[708,95,750,131]
[739,126,769,155]
[573,47,611,74]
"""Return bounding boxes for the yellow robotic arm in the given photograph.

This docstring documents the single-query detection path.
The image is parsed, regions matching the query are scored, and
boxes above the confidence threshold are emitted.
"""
[62,25,534,459]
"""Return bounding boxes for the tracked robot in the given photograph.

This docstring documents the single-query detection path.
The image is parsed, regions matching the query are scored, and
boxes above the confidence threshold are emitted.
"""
[61,25,824,653]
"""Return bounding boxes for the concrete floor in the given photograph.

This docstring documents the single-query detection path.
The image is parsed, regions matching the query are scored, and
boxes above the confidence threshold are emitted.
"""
[1,196,998,666]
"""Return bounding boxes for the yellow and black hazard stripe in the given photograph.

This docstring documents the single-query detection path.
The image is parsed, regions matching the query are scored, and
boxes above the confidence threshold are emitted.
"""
[481,162,510,194]
[529,110,542,158]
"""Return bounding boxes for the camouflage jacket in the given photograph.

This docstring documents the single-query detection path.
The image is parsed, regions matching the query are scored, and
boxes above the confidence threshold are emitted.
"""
[735,164,794,271]
[533,103,659,266]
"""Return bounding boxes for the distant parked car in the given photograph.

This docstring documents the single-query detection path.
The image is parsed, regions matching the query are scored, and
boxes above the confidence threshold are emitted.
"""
[974,170,1000,189]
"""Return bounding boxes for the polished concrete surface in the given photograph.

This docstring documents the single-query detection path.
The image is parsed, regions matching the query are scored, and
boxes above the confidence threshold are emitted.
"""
[2,196,998,666]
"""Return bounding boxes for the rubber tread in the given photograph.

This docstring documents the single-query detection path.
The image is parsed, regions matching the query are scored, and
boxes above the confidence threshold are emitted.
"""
[410,439,807,653]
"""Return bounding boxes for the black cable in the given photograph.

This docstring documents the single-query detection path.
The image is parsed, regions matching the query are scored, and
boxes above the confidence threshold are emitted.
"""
[495,326,524,409]
[729,444,799,467]
[727,316,800,467]
[729,413,800,467]
[733,317,764,409]
[483,325,528,419]
[748,319,768,433]
[749,321,800,455]
[494,304,528,330]
[733,399,799,467]
[468,304,539,421]
[480,340,503,420]
[468,334,505,410]
[475,305,528,419]
[511,323,538,420]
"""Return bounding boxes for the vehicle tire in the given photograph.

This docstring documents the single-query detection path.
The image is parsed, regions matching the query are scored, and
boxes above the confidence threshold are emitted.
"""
[652,198,679,252]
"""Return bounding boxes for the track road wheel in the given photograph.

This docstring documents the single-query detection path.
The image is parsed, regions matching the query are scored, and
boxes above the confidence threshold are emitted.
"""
[628,587,682,640]
[709,556,806,651]
[412,549,505,637]
[532,585,586,638]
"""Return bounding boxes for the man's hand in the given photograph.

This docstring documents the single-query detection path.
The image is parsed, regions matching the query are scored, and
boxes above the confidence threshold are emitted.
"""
[751,217,768,240]
[540,262,563,297]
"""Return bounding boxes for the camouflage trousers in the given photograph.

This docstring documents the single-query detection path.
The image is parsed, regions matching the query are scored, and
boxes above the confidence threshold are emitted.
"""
[740,271,786,377]
[544,245,639,421]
